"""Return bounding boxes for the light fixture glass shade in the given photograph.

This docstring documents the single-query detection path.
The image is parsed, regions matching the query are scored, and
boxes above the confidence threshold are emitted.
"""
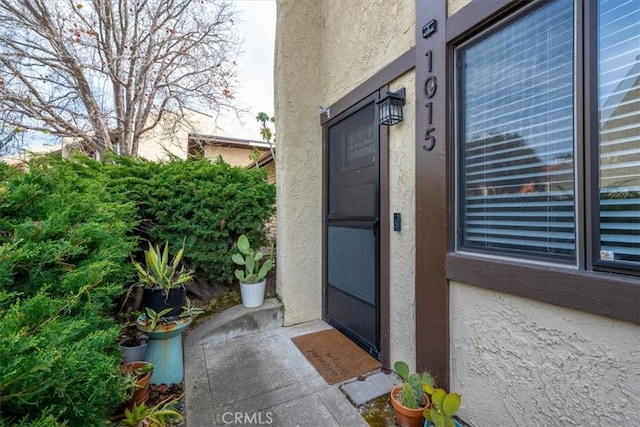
[376,88,405,126]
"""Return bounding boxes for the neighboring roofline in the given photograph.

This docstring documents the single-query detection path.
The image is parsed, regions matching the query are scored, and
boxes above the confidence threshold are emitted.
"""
[181,106,213,118]
[188,133,272,149]
[247,149,275,169]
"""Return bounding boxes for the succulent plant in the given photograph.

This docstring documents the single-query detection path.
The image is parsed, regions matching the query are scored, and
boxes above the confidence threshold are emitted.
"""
[133,241,193,289]
[393,360,436,409]
[423,387,462,427]
[231,234,274,284]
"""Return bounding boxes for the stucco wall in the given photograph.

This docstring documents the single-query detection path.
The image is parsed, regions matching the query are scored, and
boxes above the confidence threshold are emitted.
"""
[388,73,417,369]
[202,145,263,167]
[275,0,415,327]
[318,0,414,106]
[138,109,216,161]
[450,282,640,426]
[274,0,323,325]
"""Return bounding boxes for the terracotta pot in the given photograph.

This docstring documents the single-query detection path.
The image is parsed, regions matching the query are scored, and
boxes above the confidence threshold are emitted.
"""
[390,385,429,427]
[121,361,153,410]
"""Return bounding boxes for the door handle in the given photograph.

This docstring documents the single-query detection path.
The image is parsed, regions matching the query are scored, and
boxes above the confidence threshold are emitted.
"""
[372,218,380,238]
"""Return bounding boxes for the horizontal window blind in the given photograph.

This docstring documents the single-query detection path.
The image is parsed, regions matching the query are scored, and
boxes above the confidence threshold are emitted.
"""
[457,0,576,262]
[597,0,640,265]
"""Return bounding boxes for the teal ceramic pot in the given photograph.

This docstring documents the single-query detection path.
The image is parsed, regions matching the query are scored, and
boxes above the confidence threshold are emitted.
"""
[137,315,192,384]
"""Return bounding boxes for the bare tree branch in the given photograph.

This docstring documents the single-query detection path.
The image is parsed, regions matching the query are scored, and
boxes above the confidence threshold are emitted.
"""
[0,0,240,156]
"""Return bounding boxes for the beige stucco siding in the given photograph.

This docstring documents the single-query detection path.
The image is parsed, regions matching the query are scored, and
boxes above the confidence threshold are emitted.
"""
[202,145,262,167]
[388,72,417,368]
[275,0,324,325]
[137,109,216,161]
[319,0,414,106]
[447,0,639,425]
[450,282,640,426]
[275,0,416,330]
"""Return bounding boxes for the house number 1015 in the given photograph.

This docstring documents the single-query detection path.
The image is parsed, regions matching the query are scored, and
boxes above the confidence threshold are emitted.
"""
[423,49,436,151]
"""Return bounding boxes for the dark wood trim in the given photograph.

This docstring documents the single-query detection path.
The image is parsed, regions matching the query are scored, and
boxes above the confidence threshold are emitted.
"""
[321,48,416,126]
[321,119,328,323]
[320,47,416,367]
[445,0,640,325]
[576,0,587,271]
[379,85,391,368]
[447,253,640,324]
[446,0,533,43]
[415,0,449,388]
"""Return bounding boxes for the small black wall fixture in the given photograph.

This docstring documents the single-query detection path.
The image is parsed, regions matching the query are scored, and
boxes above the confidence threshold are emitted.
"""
[377,88,406,126]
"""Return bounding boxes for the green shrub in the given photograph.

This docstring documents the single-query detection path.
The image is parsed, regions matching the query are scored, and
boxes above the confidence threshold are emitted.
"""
[100,155,276,285]
[0,158,136,425]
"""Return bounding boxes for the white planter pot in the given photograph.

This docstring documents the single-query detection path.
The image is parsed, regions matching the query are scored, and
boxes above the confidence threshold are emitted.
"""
[240,279,266,308]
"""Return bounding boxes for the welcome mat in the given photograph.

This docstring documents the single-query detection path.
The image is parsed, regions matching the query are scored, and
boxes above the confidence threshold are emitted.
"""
[292,328,381,385]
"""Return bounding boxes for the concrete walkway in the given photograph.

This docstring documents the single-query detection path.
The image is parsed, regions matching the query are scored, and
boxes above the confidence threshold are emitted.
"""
[183,299,399,427]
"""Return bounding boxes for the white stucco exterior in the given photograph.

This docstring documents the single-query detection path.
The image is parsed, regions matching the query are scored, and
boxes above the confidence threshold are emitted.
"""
[450,282,640,426]
[275,1,639,425]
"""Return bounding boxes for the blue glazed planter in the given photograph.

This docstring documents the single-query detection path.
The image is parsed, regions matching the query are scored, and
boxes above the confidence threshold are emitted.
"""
[424,419,463,427]
[137,315,192,385]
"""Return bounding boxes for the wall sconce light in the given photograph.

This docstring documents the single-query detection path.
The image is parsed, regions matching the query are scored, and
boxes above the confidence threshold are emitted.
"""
[377,88,406,126]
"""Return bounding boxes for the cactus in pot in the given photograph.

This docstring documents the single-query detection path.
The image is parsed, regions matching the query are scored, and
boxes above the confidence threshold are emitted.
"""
[232,234,274,308]
[232,235,274,284]
[394,360,435,409]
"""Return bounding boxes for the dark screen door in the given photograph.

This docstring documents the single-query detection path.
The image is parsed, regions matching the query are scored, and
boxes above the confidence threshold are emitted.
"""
[325,101,380,358]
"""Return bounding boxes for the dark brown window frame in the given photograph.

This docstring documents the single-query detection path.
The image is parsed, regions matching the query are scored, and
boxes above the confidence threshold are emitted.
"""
[445,0,639,325]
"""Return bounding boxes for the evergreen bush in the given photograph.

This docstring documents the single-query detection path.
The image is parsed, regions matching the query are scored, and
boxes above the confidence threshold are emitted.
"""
[100,155,276,285]
[0,158,136,425]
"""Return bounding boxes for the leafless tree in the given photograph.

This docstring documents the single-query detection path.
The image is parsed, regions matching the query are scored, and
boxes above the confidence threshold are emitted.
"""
[0,0,240,156]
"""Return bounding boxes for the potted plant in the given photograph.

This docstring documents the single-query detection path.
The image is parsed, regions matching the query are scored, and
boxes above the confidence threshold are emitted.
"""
[135,298,204,385]
[133,241,194,317]
[423,384,462,427]
[118,324,149,363]
[120,361,154,412]
[121,397,184,427]
[231,234,274,308]
[390,361,435,427]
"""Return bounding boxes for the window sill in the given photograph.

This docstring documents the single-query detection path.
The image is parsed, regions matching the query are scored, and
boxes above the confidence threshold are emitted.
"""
[446,252,640,324]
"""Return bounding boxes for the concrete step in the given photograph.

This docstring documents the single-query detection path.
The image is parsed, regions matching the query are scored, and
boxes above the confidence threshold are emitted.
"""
[184,298,283,348]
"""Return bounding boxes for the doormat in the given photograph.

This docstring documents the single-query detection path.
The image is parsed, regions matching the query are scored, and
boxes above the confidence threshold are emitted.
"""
[292,328,381,385]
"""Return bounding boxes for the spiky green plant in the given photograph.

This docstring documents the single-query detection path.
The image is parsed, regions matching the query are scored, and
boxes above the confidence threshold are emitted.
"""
[144,307,173,330]
[231,234,274,284]
[393,361,435,409]
[133,241,193,289]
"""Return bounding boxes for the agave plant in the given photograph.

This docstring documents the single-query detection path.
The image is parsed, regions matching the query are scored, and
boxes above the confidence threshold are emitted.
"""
[133,241,193,289]
[231,234,274,284]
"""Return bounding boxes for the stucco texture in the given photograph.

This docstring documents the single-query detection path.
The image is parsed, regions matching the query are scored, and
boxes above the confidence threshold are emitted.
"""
[450,282,640,426]
[318,0,414,106]
[274,0,324,325]
[388,72,417,369]
[275,0,415,327]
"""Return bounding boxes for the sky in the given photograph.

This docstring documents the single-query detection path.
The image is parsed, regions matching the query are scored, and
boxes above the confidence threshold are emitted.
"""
[214,0,276,141]
[21,0,276,151]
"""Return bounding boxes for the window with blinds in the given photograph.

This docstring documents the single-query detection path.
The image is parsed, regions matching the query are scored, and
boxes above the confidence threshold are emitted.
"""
[456,0,576,263]
[597,0,640,266]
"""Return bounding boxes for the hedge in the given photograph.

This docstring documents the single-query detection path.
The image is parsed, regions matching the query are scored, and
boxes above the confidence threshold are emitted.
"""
[0,158,137,425]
